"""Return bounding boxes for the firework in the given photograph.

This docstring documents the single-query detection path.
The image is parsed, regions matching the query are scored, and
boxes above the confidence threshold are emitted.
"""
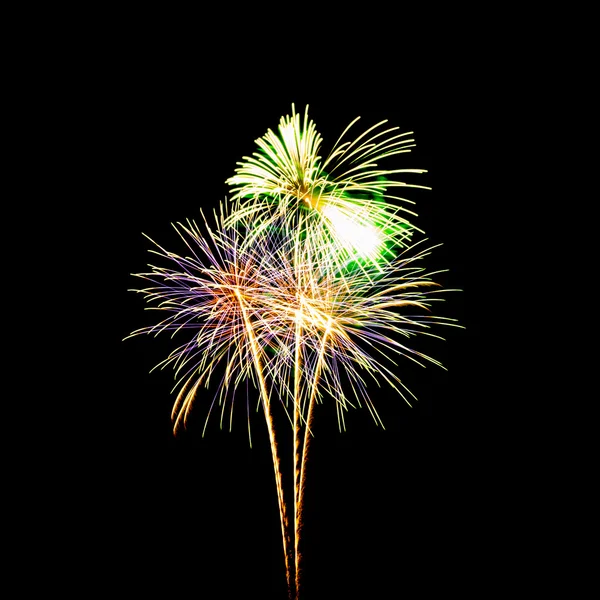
[127,107,460,599]
[126,205,299,595]
[237,221,460,595]
[127,200,458,598]
[225,104,429,272]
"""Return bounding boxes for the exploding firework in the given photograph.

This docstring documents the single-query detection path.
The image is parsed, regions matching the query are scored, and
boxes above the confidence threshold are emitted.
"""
[232,217,460,596]
[225,104,429,272]
[126,205,298,593]
[127,200,458,598]
[127,106,461,599]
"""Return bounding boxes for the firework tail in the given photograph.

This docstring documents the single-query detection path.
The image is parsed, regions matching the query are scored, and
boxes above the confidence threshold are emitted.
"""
[294,324,331,597]
[234,288,296,599]
[293,315,300,597]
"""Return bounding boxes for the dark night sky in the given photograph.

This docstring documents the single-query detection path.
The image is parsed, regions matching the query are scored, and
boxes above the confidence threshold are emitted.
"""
[91,45,490,598]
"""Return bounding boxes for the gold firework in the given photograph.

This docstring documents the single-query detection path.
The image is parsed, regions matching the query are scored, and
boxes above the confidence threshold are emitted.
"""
[128,107,461,599]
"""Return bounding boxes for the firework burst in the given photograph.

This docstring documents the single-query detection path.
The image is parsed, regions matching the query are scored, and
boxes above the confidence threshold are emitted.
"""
[225,104,429,271]
[233,220,460,595]
[127,107,461,599]
[126,205,300,594]
[127,200,459,598]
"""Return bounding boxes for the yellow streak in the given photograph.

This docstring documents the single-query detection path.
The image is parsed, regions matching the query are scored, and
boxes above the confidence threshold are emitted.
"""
[293,312,301,596]
[234,288,295,599]
[295,321,331,596]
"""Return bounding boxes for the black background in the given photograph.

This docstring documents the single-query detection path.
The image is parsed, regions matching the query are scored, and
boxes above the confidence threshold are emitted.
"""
[81,38,489,599]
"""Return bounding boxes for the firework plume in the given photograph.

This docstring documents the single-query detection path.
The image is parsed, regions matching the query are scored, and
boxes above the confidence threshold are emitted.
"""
[126,205,297,593]
[225,104,429,271]
[127,107,460,599]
